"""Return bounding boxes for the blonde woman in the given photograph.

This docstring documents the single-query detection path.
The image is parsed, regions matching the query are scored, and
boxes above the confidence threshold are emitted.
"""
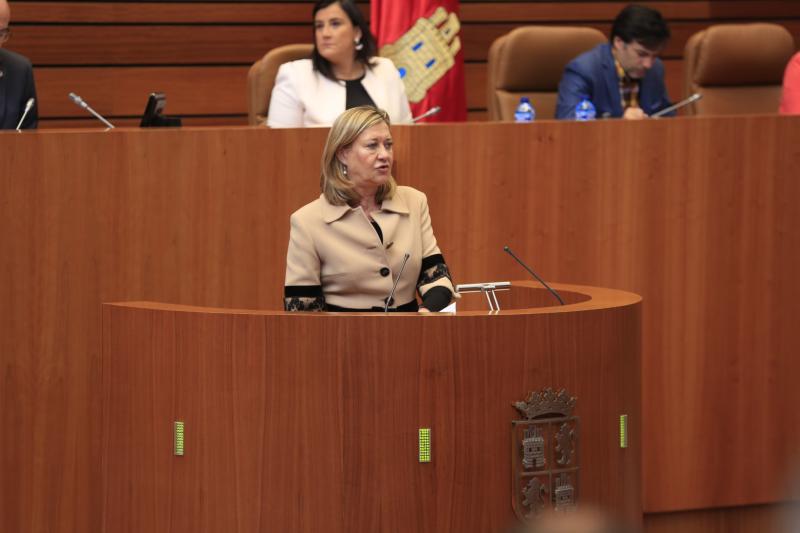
[284,106,454,312]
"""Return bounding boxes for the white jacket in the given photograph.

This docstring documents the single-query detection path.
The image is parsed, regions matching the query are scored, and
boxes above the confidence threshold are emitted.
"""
[266,57,413,128]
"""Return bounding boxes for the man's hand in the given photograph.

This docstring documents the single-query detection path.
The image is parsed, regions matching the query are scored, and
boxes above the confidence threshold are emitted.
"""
[623,107,648,120]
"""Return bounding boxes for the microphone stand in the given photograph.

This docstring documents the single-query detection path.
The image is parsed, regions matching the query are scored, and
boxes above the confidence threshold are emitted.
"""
[385,253,411,312]
[68,92,115,129]
[412,106,442,123]
[503,246,564,305]
[15,98,35,131]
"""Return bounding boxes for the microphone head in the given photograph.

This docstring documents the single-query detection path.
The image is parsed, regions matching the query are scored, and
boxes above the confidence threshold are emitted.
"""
[25,98,35,111]
[68,92,84,105]
[503,245,510,252]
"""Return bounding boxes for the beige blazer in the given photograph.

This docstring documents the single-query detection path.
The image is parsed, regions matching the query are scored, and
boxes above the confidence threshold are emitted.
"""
[267,57,413,128]
[285,186,454,310]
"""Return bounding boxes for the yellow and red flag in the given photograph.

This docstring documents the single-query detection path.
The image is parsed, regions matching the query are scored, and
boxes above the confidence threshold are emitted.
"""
[371,0,467,121]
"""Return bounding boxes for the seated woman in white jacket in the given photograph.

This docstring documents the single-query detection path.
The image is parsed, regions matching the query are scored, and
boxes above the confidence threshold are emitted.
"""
[267,0,412,128]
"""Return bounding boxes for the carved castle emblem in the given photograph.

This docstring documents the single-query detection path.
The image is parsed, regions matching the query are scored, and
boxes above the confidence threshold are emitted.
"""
[379,7,462,103]
[512,388,579,522]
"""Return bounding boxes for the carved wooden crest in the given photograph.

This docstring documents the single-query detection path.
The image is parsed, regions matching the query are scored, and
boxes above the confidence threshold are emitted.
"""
[511,388,579,522]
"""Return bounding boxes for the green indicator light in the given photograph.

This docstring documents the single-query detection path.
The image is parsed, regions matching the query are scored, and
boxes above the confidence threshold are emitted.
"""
[619,415,628,449]
[174,421,185,456]
[418,428,431,463]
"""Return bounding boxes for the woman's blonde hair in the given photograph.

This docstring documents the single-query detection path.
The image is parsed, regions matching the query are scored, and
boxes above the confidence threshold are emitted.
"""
[320,106,397,206]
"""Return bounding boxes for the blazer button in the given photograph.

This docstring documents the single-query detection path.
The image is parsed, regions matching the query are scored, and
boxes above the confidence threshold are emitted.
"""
[380,267,391,277]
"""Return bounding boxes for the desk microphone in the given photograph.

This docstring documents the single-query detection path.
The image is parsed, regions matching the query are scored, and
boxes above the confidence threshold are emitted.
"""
[412,106,441,123]
[15,98,35,131]
[503,246,564,305]
[385,253,411,312]
[68,92,115,129]
[651,93,702,118]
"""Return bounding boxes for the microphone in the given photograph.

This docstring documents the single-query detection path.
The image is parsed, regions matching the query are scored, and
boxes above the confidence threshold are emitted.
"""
[384,253,411,312]
[68,92,115,129]
[503,246,564,305]
[412,106,441,123]
[651,93,702,118]
[15,98,35,131]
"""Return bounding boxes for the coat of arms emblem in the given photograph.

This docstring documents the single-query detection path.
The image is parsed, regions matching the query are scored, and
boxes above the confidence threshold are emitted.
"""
[379,7,462,103]
[511,388,579,521]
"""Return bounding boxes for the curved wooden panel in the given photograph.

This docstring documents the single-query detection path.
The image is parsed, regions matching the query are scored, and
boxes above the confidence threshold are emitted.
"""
[101,283,642,533]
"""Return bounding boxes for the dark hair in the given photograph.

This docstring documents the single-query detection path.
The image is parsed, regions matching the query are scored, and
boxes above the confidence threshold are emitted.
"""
[610,4,671,50]
[311,0,377,81]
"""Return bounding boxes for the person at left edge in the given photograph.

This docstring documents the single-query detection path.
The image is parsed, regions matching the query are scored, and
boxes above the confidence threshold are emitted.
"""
[267,0,412,128]
[0,0,37,129]
[284,106,455,313]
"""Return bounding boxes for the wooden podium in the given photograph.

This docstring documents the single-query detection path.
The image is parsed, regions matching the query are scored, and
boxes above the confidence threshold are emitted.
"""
[101,282,641,533]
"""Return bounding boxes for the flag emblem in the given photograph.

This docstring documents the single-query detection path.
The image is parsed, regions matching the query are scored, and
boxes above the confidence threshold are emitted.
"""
[379,7,462,104]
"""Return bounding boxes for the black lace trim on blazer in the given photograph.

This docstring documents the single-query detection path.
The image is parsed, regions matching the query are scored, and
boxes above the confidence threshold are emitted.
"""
[285,285,325,312]
[417,253,451,288]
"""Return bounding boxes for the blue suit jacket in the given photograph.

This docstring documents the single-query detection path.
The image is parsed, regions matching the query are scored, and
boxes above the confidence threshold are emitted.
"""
[0,49,38,130]
[555,43,672,119]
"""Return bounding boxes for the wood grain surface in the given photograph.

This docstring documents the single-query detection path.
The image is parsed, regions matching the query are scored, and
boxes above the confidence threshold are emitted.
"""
[100,284,642,533]
[2,117,800,533]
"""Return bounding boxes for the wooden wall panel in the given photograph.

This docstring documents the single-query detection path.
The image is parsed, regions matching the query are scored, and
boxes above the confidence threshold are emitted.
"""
[2,117,800,533]
[36,66,249,118]
[5,1,799,126]
[644,503,800,533]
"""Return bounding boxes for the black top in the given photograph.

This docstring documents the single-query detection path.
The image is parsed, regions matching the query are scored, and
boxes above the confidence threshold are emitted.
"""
[344,73,376,110]
[0,49,38,130]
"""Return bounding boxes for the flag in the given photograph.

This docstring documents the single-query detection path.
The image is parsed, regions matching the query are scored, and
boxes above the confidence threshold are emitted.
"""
[371,0,468,122]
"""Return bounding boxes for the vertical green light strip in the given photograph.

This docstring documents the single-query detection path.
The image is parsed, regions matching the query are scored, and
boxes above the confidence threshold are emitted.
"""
[418,428,431,462]
[619,415,628,449]
[174,421,185,456]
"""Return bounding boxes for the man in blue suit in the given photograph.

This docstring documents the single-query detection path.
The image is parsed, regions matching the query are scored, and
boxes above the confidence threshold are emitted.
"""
[0,0,37,130]
[556,5,672,120]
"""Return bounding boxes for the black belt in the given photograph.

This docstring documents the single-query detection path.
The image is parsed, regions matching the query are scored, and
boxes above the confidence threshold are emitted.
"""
[325,300,419,313]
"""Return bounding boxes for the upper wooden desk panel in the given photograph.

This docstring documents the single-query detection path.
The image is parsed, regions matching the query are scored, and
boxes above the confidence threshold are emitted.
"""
[1,117,799,533]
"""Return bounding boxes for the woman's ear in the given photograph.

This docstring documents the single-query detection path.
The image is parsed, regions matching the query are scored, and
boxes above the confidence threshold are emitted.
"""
[336,147,350,167]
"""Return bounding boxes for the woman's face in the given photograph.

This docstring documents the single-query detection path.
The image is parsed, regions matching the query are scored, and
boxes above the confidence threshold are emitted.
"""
[338,122,393,195]
[314,2,360,66]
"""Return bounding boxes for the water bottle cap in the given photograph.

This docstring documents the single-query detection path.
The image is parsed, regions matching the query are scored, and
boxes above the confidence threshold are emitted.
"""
[520,96,531,103]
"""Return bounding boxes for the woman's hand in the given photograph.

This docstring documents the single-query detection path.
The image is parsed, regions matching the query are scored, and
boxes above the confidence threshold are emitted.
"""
[418,307,431,313]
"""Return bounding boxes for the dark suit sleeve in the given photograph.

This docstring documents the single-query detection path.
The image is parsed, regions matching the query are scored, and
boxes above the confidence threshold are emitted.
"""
[555,61,591,120]
[644,61,674,117]
[20,59,38,129]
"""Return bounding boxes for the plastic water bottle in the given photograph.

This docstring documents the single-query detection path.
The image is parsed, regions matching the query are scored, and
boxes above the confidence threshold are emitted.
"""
[514,97,535,122]
[575,99,597,121]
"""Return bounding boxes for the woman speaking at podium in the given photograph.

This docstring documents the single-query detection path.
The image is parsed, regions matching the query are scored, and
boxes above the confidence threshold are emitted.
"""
[284,106,454,312]
[267,0,412,128]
